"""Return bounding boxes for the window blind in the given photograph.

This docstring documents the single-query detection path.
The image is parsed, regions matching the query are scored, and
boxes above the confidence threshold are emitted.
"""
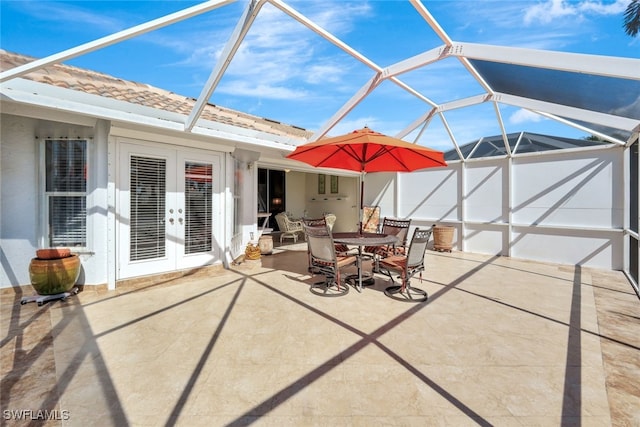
[45,140,87,247]
[130,156,166,261]
[185,162,212,254]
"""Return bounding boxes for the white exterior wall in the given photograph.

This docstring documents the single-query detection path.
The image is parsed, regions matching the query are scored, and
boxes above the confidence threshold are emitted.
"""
[372,147,624,270]
[0,113,109,287]
[364,172,397,219]
[511,149,623,268]
[284,171,307,219]
[397,164,461,224]
[304,173,359,232]
[1,113,241,288]
[1,115,39,287]
[512,152,622,227]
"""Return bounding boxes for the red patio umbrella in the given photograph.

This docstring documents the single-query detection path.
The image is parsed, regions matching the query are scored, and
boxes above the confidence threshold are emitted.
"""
[286,127,447,231]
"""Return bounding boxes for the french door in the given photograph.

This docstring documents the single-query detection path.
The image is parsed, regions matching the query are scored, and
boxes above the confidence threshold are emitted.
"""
[118,142,222,279]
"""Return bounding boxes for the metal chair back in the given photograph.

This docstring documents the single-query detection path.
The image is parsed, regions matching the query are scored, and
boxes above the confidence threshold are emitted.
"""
[379,226,433,302]
[304,223,336,265]
[303,223,354,297]
[381,217,411,248]
[406,227,432,269]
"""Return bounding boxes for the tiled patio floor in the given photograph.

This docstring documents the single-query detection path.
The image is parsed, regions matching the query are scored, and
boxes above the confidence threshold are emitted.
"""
[2,244,639,426]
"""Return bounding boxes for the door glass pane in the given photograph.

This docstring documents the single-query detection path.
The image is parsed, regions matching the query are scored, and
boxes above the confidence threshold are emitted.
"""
[630,236,638,285]
[185,162,212,254]
[130,156,166,261]
[46,140,86,192]
[45,140,87,247]
[48,196,86,247]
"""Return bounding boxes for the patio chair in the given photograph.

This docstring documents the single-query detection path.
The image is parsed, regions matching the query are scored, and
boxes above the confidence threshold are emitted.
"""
[303,217,353,272]
[364,217,412,272]
[378,226,433,302]
[274,212,304,243]
[303,223,356,297]
[324,213,337,230]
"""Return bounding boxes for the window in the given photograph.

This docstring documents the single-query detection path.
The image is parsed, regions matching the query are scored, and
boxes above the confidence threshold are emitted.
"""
[233,158,241,237]
[44,139,87,247]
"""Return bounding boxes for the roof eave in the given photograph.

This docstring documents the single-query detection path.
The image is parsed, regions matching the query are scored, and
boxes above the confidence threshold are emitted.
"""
[0,78,306,151]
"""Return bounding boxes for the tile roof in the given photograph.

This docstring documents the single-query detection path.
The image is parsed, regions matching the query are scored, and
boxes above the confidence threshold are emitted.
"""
[0,49,312,141]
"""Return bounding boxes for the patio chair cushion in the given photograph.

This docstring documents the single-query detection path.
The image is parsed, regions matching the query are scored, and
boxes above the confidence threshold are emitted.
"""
[334,244,351,253]
[378,255,407,269]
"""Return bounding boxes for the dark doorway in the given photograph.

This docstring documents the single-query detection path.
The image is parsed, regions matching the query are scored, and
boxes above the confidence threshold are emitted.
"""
[258,168,286,230]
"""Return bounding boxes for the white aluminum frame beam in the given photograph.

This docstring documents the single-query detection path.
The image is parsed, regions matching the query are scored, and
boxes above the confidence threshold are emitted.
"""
[496,92,638,132]
[436,94,492,113]
[185,0,266,131]
[310,72,384,141]
[533,111,627,145]
[409,0,494,94]
[0,0,236,83]
[398,107,437,140]
[448,42,640,81]
[493,102,512,156]
[267,0,438,138]
[409,113,436,144]
[384,46,450,78]
[438,111,464,160]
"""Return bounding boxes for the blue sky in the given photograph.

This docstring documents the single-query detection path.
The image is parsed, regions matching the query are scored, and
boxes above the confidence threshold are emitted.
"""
[1,0,637,151]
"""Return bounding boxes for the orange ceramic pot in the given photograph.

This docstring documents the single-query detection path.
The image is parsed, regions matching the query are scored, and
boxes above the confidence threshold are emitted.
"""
[36,248,71,260]
[29,254,81,295]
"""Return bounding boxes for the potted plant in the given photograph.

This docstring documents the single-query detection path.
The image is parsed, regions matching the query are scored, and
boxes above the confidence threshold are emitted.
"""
[29,249,81,295]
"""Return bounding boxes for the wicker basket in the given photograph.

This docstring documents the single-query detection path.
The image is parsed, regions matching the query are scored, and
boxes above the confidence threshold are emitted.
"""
[433,226,454,252]
[245,243,261,260]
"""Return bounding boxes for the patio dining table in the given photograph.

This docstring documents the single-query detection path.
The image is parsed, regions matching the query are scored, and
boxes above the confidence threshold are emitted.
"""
[332,232,398,292]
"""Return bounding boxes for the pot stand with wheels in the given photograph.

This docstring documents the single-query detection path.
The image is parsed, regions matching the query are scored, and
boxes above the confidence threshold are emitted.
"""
[21,287,79,306]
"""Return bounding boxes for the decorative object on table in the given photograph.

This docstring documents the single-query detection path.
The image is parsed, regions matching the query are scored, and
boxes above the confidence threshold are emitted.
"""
[379,227,433,302]
[317,174,326,194]
[432,224,455,252]
[362,205,380,233]
[303,223,356,297]
[23,249,81,306]
[274,212,305,243]
[330,175,339,193]
[287,127,446,232]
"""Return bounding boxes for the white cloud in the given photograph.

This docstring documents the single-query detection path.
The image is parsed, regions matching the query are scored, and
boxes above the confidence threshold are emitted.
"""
[204,1,370,101]
[217,80,309,100]
[509,109,546,125]
[19,1,123,32]
[523,0,627,25]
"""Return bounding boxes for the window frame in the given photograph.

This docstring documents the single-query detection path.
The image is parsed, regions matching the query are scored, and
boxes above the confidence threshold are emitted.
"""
[40,138,90,250]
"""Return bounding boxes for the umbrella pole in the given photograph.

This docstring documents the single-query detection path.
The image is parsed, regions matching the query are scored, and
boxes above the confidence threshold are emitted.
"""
[359,173,364,234]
